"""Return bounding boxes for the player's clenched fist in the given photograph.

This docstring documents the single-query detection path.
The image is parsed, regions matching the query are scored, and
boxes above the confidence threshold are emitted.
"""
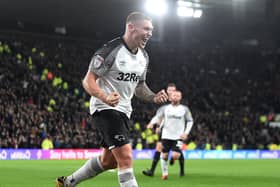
[105,92,120,107]
[153,89,168,104]
[146,123,154,129]
[180,134,188,141]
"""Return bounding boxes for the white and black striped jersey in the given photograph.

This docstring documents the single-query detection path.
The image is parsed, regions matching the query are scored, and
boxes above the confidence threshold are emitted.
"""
[88,37,149,118]
[150,104,193,140]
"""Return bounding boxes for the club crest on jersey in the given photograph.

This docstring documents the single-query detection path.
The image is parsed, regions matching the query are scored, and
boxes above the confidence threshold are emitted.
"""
[93,55,104,68]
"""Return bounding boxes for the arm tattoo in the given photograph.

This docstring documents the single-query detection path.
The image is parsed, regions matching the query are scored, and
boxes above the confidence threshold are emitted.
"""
[135,81,155,102]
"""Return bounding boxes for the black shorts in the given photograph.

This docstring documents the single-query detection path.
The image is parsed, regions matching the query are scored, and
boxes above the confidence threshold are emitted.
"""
[92,109,130,150]
[161,139,182,153]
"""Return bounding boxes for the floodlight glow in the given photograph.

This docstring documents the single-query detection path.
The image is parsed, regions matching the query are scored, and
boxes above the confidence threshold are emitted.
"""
[145,0,167,15]
[177,0,192,7]
[177,6,194,17]
[193,9,203,18]
[193,3,201,8]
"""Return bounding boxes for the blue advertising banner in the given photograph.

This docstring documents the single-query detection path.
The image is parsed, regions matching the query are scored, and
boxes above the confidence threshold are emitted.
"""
[0,149,279,160]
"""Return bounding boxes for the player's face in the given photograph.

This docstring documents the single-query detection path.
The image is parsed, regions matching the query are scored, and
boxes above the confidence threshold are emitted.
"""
[167,86,176,101]
[170,91,182,104]
[132,20,153,49]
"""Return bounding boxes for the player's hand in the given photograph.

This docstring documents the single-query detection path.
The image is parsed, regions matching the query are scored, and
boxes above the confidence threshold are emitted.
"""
[155,127,161,134]
[105,92,120,107]
[153,89,168,104]
[146,123,154,129]
[180,134,188,141]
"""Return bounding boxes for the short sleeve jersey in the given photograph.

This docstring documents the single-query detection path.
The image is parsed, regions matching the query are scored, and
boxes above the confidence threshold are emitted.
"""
[88,37,149,118]
[155,104,193,140]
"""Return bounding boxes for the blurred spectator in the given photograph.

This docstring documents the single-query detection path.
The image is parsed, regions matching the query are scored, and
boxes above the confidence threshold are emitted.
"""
[41,135,54,150]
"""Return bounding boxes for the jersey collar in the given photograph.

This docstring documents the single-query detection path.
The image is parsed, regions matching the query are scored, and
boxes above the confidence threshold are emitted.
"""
[121,36,138,55]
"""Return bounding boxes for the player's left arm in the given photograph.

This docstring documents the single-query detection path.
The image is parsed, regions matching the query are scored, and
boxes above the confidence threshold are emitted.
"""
[135,50,168,104]
[181,106,194,140]
[135,81,168,104]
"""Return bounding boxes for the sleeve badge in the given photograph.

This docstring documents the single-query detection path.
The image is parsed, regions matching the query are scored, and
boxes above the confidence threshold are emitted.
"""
[93,55,104,69]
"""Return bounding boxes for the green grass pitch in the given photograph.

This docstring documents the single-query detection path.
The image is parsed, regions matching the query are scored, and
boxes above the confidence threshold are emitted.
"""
[0,159,279,187]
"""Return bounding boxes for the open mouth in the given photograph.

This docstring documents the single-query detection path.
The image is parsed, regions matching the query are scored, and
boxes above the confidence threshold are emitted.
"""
[142,38,148,45]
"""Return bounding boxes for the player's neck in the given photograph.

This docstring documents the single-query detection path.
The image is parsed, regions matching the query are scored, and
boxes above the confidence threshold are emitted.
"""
[122,35,138,54]
[171,102,180,106]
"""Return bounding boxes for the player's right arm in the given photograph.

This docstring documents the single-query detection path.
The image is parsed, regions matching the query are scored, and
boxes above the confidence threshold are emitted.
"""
[82,70,120,107]
[146,117,163,129]
[82,39,121,107]
[146,106,165,128]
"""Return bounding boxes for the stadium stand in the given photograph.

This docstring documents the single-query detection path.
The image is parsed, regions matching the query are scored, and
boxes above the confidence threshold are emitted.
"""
[0,33,280,150]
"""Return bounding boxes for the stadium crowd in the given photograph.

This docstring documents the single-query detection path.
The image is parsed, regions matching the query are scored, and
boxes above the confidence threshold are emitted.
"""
[1,34,280,150]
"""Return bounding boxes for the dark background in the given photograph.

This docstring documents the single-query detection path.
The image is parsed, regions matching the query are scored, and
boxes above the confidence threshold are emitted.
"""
[0,0,279,45]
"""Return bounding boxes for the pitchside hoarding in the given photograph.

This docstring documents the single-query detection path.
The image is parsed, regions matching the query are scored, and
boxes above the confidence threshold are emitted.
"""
[0,149,279,160]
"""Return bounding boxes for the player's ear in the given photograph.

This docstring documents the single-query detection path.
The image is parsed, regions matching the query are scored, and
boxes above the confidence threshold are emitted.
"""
[127,23,135,32]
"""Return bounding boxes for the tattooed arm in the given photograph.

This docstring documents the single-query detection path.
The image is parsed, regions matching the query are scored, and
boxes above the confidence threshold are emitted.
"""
[135,81,155,102]
[135,81,168,104]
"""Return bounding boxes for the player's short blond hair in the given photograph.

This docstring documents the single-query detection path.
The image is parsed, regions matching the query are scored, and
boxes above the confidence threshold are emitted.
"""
[126,12,151,24]
[167,83,176,89]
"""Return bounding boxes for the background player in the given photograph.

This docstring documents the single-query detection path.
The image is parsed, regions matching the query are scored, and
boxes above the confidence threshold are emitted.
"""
[142,83,187,176]
[149,90,193,179]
